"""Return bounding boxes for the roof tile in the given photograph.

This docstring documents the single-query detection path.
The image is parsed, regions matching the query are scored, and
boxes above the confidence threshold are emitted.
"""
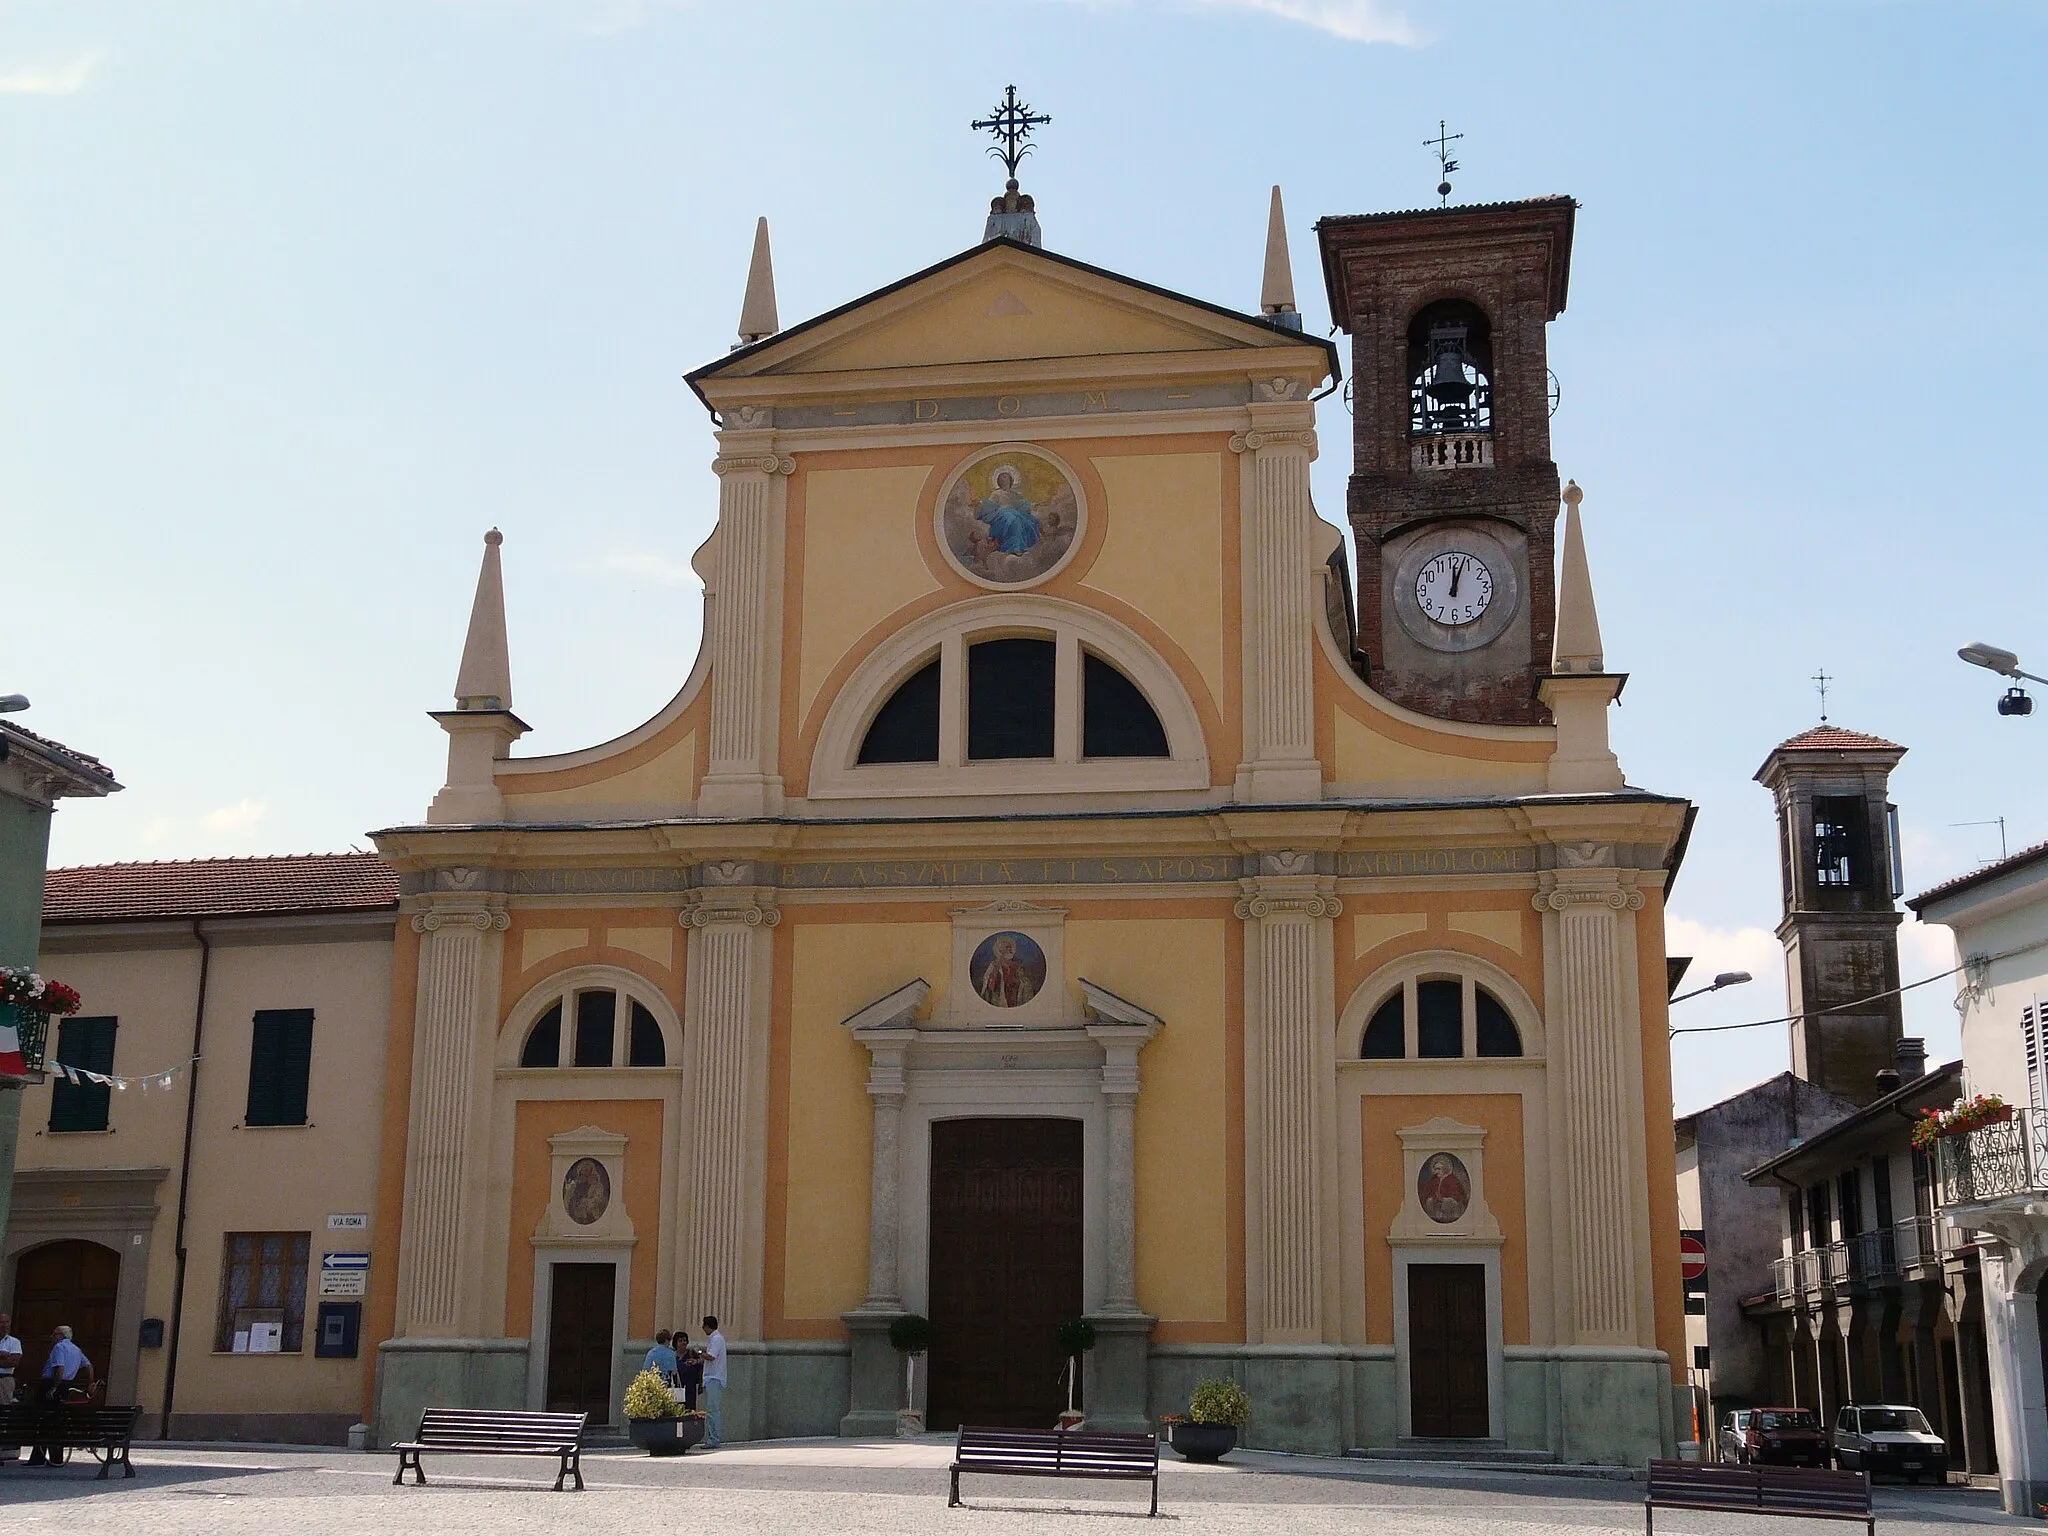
[44,853,399,923]
[1771,724,1906,753]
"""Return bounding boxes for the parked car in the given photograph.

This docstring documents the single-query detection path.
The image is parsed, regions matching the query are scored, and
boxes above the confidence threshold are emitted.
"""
[1725,1405,1828,1466]
[1831,1404,1948,1482]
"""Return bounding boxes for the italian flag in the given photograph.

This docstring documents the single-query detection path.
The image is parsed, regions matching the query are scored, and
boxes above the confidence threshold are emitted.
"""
[0,1013,24,1077]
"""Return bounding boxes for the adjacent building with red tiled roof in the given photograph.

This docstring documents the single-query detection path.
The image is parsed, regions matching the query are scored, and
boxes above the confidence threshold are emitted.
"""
[43,852,399,924]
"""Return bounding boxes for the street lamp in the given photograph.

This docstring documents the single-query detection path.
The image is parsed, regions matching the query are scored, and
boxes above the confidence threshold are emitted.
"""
[0,695,28,714]
[1670,970,1752,1005]
[1959,642,2042,717]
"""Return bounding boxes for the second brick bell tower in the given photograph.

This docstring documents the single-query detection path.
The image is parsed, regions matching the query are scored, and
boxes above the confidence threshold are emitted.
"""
[1316,197,1576,725]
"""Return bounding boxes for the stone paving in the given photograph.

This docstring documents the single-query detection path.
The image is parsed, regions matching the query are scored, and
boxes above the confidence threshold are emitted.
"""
[0,1438,2021,1533]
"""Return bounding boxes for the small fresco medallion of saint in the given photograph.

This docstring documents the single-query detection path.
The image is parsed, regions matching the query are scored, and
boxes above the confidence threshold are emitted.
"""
[969,930,1048,1009]
[563,1156,612,1226]
[1418,1152,1472,1225]
[940,448,1080,586]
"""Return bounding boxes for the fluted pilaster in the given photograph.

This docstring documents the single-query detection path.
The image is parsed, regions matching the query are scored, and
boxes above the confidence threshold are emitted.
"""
[699,445,791,818]
[1237,869,1341,1341]
[1232,420,1322,802]
[397,903,507,1336]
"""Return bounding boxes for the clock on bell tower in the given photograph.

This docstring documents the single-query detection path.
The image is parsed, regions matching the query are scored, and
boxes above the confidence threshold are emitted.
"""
[1315,196,1576,725]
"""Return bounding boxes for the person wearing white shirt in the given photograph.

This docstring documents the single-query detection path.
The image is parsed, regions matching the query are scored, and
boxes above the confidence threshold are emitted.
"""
[28,1326,93,1465]
[0,1312,20,1464]
[699,1315,727,1448]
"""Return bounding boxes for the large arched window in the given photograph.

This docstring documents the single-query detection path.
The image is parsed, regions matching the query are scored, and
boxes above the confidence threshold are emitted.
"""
[1355,972,1526,1060]
[514,977,673,1069]
[828,597,1201,797]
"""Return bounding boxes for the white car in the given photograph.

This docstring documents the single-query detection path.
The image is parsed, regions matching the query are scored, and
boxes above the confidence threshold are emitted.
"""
[1831,1403,1948,1483]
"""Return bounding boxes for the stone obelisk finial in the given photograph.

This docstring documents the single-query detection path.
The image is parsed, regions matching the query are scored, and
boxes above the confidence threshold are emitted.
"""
[736,217,779,346]
[1537,482,1624,792]
[429,528,527,824]
[453,528,512,710]
[1551,482,1606,675]
[1261,185,1301,331]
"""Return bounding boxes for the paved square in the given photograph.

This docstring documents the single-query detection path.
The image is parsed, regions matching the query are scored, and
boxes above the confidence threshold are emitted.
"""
[0,1440,2020,1534]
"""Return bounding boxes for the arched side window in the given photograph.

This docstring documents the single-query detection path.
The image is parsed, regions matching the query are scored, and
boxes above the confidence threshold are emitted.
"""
[1346,957,1536,1062]
[818,595,1207,799]
[1408,298,1495,468]
[506,970,679,1070]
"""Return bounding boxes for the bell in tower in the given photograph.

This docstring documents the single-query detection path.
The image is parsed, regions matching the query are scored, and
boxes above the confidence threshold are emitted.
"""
[1316,197,1574,724]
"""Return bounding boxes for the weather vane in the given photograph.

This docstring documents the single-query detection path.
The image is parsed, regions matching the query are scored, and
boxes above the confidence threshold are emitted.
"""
[1813,667,1832,722]
[1426,120,1463,205]
[973,85,1051,182]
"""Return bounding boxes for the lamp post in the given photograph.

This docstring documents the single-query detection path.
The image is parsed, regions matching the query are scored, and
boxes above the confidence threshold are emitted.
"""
[1670,971,1753,1006]
[0,697,28,714]
[1959,642,2042,717]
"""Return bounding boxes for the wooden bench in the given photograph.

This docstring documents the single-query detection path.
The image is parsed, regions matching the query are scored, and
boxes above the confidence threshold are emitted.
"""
[392,1408,589,1492]
[0,1403,144,1479]
[1646,1459,1873,1535]
[949,1425,1160,1515]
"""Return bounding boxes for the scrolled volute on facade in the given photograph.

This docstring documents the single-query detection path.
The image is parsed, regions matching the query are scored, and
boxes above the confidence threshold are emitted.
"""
[1227,428,1318,457]
[711,452,796,478]
[680,892,782,928]
[409,908,511,934]
[1233,893,1344,920]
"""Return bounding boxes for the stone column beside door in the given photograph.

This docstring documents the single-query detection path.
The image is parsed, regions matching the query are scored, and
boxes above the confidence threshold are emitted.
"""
[1082,992,1161,1432]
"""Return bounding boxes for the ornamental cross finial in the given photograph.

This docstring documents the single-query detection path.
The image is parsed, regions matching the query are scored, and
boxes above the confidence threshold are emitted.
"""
[973,85,1051,181]
[1426,119,1463,205]
[1813,667,1832,722]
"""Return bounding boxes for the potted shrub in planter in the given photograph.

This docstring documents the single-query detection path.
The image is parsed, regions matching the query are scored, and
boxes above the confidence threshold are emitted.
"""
[624,1367,706,1455]
[1164,1378,1249,1462]
[889,1314,931,1437]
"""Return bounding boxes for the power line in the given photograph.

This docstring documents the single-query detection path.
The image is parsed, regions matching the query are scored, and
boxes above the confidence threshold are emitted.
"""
[1667,941,2035,1039]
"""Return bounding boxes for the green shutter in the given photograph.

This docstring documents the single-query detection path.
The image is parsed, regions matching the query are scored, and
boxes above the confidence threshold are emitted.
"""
[49,1016,117,1133]
[246,1010,313,1126]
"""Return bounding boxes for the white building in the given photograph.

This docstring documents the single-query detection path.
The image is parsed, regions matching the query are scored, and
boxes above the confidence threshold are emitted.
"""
[1911,840,2048,1515]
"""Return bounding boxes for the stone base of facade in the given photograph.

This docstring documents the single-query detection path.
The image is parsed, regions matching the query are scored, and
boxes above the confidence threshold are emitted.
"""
[1149,1344,1674,1466]
[372,1337,531,1449]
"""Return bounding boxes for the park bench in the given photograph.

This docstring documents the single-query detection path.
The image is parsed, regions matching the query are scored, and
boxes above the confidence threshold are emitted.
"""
[1645,1459,1873,1535]
[391,1407,589,1491]
[0,1402,143,1479]
[949,1425,1160,1515]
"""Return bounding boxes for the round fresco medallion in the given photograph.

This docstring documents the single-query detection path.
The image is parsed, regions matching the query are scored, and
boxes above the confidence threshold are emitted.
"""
[938,447,1082,588]
[562,1156,612,1226]
[1417,1152,1472,1225]
[968,930,1048,1009]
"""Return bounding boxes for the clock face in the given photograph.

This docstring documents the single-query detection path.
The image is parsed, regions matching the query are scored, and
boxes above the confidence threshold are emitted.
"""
[1414,551,1494,627]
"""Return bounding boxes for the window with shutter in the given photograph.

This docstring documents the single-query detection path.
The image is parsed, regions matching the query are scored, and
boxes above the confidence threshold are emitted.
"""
[2025,1000,2045,1116]
[48,1016,117,1132]
[246,1009,314,1126]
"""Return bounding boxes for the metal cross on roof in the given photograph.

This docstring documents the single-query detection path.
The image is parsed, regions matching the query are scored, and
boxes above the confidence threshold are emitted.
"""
[1813,667,1833,721]
[973,85,1051,181]
[1426,119,1463,205]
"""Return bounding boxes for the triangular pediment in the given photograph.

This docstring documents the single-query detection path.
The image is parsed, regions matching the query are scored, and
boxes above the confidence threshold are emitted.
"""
[690,240,1332,390]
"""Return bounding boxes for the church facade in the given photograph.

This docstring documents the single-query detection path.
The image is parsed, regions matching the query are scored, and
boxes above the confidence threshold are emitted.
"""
[366,186,1692,1462]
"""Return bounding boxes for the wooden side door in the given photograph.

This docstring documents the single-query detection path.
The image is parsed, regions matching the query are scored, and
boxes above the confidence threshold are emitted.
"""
[544,1262,617,1422]
[12,1240,119,1396]
[926,1117,1082,1429]
[1408,1262,1489,1438]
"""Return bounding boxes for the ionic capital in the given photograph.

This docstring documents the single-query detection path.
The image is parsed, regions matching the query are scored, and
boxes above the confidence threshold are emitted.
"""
[681,890,782,928]
[1234,888,1343,920]
[409,907,510,934]
[1531,886,1645,913]
[711,452,796,478]
[1228,428,1318,456]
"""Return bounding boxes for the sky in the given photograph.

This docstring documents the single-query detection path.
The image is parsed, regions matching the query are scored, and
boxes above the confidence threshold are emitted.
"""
[6,0,2045,1112]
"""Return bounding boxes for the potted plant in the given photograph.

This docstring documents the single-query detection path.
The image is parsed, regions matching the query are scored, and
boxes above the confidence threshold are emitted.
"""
[1164,1377,1249,1462]
[1055,1318,1096,1429]
[0,967,81,1080]
[1911,1093,2014,1151]
[889,1314,931,1437]
[623,1367,706,1455]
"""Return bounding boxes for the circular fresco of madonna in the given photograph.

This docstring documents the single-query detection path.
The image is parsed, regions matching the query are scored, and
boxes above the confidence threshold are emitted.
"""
[938,447,1083,588]
[562,1156,612,1226]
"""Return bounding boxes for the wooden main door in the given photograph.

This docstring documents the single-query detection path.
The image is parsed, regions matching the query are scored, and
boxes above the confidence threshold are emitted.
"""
[927,1117,1082,1430]
[1408,1263,1489,1438]
[12,1240,119,1396]
[544,1262,616,1422]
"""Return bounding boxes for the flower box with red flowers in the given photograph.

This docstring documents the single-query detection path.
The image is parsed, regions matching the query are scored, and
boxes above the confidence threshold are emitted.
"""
[1910,1094,2014,1151]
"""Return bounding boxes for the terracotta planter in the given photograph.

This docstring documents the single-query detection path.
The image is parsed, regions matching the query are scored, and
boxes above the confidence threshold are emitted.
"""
[629,1415,706,1456]
[1168,1422,1238,1462]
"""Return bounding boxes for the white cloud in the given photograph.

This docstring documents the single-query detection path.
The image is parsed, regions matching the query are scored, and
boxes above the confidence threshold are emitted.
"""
[0,53,100,95]
[579,550,700,588]
[1197,0,1419,44]
[1664,915,1784,1000]
[203,798,269,833]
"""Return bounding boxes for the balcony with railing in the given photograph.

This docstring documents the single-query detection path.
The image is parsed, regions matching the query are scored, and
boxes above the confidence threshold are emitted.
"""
[1767,1216,1970,1302]
[1936,1104,2048,1207]
[1411,432,1494,471]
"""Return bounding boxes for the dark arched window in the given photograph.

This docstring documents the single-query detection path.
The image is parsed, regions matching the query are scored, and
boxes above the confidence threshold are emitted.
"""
[1408,299,1493,439]
[628,1000,666,1067]
[520,1002,563,1068]
[858,658,941,764]
[1082,652,1169,758]
[1475,988,1522,1058]
[1361,994,1404,1059]
[967,637,1056,759]
[574,990,616,1067]
[1416,979,1463,1058]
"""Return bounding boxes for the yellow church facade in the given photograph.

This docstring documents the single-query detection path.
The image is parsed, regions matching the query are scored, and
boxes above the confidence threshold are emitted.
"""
[366,190,1691,1462]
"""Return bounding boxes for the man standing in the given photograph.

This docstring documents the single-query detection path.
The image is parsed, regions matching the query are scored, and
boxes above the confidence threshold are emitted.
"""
[699,1314,726,1448]
[0,1312,20,1464]
[643,1328,678,1382]
[28,1326,93,1466]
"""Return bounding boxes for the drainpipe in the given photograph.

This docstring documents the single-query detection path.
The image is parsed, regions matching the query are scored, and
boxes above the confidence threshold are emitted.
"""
[158,921,210,1438]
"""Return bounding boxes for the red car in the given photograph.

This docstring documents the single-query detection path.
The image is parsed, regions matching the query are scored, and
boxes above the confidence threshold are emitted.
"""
[1722,1406,1828,1467]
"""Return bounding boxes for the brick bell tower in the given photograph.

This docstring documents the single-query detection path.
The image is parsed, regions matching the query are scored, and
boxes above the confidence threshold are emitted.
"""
[1316,197,1576,725]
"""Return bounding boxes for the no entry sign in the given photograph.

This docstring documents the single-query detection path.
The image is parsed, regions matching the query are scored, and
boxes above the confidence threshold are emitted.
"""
[1679,1233,1708,1283]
